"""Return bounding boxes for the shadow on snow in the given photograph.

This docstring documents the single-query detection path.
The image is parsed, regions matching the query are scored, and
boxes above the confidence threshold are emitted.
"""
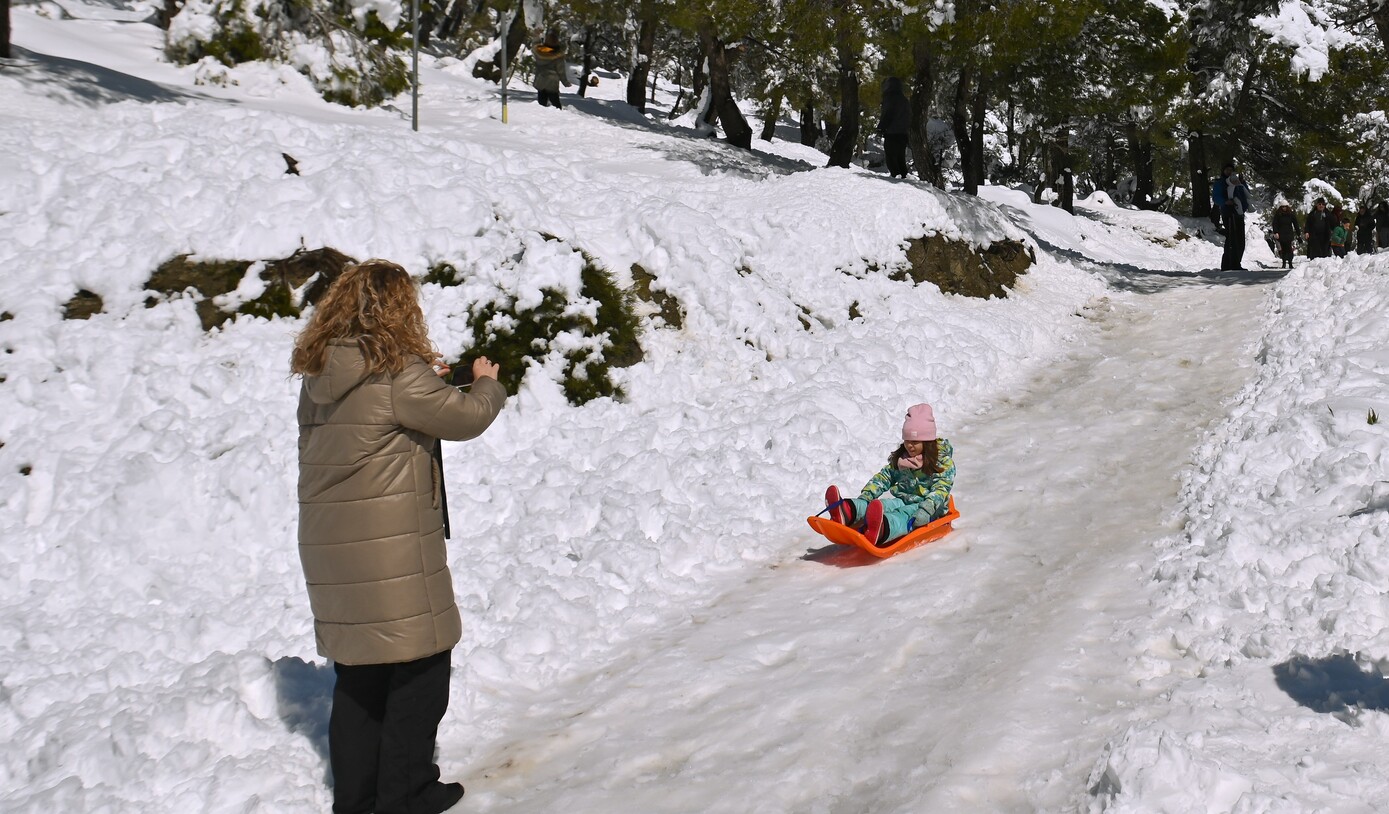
[1273,653,1389,725]
[273,655,334,777]
[8,45,199,106]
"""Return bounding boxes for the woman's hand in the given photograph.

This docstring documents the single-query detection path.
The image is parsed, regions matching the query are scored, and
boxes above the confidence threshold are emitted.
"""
[431,359,452,378]
[472,356,500,381]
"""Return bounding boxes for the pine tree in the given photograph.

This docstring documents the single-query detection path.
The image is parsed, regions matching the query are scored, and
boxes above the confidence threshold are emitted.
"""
[668,1,767,149]
[164,0,412,107]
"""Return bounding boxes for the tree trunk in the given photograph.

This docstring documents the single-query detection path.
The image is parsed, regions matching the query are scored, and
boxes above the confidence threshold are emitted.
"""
[577,26,595,97]
[667,61,685,119]
[1102,131,1116,193]
[1189,130,1211,218]
[1225,53,1261,157]
[760,88,782,141]
[908,39,940,188]
[1005,93,1017,170]
[698,20,753,149]
[436,0,469,40]
[799,99,820,146]
[156,0,177,29]
[418,7,438,48]
[952,62,974,192]
[2,0,10,58]
[700,57,719,127]
[826,2,861,169]
[1018,126,1040,194]
[472,5,527,82]
[967,77,986,193]
[626,0,656,113]
[1371,0,1389,59]
[689,46,708,116]
[1128,121,1154,208]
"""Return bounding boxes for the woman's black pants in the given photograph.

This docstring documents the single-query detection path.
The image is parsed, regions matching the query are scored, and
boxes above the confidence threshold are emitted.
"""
[330,650,454,814]
[885,134,909,177]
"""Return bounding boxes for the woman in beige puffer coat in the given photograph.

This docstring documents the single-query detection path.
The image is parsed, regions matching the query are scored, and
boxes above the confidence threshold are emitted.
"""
[292,259,506,814]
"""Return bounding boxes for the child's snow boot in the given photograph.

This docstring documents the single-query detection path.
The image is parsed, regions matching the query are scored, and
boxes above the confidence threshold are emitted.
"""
[863,499,888,547]
[825,485,855,526]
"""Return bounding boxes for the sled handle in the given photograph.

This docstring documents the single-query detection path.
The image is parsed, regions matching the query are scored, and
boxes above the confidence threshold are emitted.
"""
[815,499,850,518]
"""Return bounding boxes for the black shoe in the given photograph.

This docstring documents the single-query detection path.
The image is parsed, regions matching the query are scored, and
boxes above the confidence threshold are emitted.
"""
[424,782,464,814]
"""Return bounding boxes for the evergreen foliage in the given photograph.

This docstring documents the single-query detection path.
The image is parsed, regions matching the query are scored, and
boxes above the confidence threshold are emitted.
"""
[165,0,410,107]
[158,0,1389,203]
[461,247,642,406]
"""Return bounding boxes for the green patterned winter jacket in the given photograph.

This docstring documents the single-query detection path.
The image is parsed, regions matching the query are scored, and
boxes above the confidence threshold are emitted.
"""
[858,439,956,526]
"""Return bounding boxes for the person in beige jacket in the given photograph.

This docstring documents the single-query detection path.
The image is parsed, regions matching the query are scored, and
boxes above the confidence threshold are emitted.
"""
[291,259,506,814]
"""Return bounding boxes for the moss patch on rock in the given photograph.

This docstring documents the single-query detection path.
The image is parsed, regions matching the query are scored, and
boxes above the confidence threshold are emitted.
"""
[630,263,684,329]
[424,262,462,287]
[897,235,1034,298]
[147,247,356,329]
[466,250,643,406]
[62,290,104,320]
[147,255,250,329]
[265,247,356,309]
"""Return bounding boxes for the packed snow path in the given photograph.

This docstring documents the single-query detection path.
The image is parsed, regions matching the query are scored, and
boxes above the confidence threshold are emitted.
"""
[453,269,1280,813]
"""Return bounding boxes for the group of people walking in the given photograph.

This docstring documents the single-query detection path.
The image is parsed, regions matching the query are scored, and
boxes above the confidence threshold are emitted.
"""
[1269,196,1389,268]
[1214,164,1389,270]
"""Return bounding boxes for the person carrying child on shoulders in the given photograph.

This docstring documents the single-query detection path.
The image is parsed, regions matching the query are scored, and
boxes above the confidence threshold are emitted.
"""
[824,403,955,548]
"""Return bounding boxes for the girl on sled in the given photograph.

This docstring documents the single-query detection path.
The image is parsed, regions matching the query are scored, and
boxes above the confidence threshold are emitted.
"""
[825,403,955,547]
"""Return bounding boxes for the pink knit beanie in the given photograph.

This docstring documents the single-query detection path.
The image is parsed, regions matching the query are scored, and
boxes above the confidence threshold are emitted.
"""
[902,403,937,441]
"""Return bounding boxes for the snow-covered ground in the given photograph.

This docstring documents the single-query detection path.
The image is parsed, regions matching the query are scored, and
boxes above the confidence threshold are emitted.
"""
[3,4,1389,813]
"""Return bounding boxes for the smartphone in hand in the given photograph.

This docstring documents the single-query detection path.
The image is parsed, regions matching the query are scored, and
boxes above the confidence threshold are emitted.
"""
[451,364,473,387]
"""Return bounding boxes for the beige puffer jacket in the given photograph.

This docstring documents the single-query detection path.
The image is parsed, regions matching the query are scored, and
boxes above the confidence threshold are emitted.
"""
[297,339,507,666]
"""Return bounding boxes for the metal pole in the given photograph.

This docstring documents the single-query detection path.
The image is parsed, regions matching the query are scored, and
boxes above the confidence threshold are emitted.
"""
[500,9,510,124]
[411,0,419,131]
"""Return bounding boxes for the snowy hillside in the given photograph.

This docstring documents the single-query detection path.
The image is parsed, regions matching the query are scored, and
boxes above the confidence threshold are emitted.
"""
[4,4,1389,814]
[1093,253,1389,812]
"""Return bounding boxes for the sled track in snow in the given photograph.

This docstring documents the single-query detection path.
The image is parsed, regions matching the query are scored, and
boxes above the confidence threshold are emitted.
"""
[455,265,1281,813]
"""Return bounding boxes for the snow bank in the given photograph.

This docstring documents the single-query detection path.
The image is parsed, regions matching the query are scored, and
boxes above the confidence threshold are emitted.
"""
[1093,254,1389,810]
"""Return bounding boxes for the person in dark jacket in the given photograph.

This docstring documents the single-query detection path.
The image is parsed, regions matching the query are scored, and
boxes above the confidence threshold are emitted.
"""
[532,28,571,109]
[1220,174,1251,270]
[1270,203,1299,269]
[1376,199,1389,251]
[877,77,912,179]
[1355,207,1377,254]
[291,260,507,814]
[1210,164,1233,233]
[1304,198,1335,259]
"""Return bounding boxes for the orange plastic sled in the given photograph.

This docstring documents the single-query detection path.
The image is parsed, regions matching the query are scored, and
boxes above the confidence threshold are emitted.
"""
[806,497,960,559]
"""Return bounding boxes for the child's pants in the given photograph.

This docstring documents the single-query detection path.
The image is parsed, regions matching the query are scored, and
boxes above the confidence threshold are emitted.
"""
[850,495,917,542]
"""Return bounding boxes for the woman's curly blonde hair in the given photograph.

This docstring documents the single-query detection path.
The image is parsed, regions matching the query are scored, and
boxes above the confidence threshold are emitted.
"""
[290,259,436,376]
